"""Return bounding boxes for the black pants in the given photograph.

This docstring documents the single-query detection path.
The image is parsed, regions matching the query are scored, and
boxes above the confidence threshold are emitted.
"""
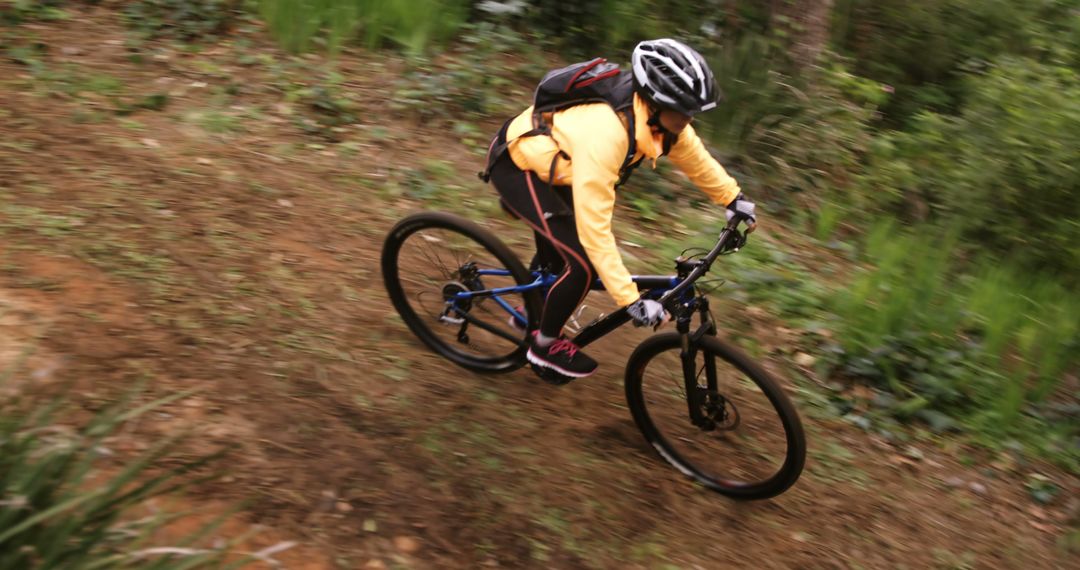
[486,124,596,339]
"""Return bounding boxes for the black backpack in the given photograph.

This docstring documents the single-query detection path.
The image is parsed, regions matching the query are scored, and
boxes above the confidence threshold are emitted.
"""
[480,58,642,188]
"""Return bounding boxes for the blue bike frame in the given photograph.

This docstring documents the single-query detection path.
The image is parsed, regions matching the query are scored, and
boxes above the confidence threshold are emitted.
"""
[451,269,692,348]
[445,221,743,349]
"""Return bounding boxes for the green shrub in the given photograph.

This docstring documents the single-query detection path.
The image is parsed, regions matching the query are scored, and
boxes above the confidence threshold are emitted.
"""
[123,0,242,40]
[831,0,1077,123]
[694,44,882,214]
[0,0,70,25]
[827,220,1079,464]
[744,59,882,212]
[860,56,1080,276]
[0,380,246,568]
[259,0,468,54]
[390,22,534,121]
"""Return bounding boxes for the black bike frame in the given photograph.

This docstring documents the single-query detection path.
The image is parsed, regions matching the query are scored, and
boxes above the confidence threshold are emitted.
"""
[448,220,746,425]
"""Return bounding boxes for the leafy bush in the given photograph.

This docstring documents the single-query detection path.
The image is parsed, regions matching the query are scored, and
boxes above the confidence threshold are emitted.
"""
[826,220,1079,465]
[860,56,1080,276]
[124,0,242,40]
[0,383,239,568]
[259,0,469,54]
[741,58,883,212]
[692,41,883,214]
[831,0,1077,123]
[391,22,536,121]
[0,0,70,25]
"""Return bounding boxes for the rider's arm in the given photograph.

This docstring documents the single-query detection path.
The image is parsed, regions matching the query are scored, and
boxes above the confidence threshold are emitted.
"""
[558,106,642,308]
[666,124,741,207]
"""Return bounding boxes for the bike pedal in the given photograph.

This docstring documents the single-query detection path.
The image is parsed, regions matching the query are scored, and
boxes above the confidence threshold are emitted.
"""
[530,364,575,386]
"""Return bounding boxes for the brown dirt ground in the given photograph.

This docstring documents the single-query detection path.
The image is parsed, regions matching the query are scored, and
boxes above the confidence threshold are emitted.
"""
[1,6,1077,569]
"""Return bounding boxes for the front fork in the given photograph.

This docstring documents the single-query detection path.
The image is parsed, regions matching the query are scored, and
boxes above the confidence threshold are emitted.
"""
[679,296,720,429]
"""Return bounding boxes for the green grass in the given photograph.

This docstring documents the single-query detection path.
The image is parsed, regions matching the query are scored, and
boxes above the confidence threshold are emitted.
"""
[0,375,255,569]
[259,0,469,54]
[828,220,1079,467]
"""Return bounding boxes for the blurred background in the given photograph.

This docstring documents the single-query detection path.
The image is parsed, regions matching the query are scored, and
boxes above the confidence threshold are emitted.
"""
[1,1,1077,568]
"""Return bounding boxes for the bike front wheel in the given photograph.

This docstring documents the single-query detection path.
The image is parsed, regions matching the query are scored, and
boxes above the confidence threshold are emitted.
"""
[625,333,806,499]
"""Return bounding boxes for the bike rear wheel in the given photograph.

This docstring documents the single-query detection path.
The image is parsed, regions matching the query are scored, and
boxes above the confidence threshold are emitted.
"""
[625,333,805,499]
[382,212,541,373]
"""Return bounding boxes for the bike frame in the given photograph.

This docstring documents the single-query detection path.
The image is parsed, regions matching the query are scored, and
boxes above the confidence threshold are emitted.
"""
[446,220,749,427]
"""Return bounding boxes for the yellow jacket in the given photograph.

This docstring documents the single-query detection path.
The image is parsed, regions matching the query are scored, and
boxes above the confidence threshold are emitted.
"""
[506,93,741,307]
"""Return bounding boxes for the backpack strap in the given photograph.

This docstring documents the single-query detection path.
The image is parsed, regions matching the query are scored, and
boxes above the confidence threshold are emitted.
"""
[478,124,547,183]
[614,106,637,187]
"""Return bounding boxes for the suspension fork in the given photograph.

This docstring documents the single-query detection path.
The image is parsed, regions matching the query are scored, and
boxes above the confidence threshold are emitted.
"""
[698,297,719,395]
[677,311,707,427]
[680,296,720,428]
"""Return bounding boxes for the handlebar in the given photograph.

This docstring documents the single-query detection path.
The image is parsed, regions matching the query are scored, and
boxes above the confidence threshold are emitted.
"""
[656,218,746,308]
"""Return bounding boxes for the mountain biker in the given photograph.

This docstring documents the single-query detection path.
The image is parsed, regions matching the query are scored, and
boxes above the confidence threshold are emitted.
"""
[484,38,757,381]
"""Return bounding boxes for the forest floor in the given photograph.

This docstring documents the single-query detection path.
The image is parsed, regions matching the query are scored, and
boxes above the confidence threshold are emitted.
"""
[1,6,1076,569]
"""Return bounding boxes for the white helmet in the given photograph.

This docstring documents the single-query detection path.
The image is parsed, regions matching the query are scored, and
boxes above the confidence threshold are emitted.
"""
[631,38,720,116]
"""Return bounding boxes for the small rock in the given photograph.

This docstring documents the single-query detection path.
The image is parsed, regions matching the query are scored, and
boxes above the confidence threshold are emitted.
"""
[140,138,161,149]
[843,413,872,431]
[969,481,988,495]
[790,531,809,543]
[277,199,294,208]
[61,46,83,56]
[943,476,965,488]
[335,501,353,513]
[746,306,767,318]
[362,519,377,533]
[393,536,421,554]
[190,81,208,88]
[793,352,816,367]
[903,445,924,461]
[363,560,387,570]
[196,158,213,165]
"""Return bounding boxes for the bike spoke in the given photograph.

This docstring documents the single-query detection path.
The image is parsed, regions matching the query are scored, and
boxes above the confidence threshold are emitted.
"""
[391,222,530,363]
[630,335,802,496]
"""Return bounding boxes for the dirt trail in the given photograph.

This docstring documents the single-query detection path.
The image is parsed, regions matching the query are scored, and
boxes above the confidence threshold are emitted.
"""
[1,7,1075,569]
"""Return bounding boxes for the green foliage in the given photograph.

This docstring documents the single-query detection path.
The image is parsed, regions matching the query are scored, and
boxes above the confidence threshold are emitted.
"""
[289,70,360,138]
[123,0,241,40]
[259,0,468,54]
[861,56,1080,275]
[0,383,237,568]
[692,34,782,154]
[690,38,882,213]
[827,220,1079,466]
[739,57,882,211]
[832,0,1077,123]
[391,22,534,121]
[0,0,70,25]
[522,0,770,57]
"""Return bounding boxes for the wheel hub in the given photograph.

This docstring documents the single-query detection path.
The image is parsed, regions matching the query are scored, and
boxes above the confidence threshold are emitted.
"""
[438,280,470,325]
[700,391,739,431]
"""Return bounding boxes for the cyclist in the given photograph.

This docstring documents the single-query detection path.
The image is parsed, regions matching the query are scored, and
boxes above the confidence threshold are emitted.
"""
[484,38,757,381]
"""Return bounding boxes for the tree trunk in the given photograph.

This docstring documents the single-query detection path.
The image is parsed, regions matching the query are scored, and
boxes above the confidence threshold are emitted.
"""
[771,0,835,70]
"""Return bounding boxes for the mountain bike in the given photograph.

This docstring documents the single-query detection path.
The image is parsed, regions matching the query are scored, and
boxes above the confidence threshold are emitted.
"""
[381,211,805,499]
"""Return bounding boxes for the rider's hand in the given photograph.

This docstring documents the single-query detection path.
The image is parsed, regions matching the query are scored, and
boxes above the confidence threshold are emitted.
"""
[628,298,669,329]
[726,193,757,233]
